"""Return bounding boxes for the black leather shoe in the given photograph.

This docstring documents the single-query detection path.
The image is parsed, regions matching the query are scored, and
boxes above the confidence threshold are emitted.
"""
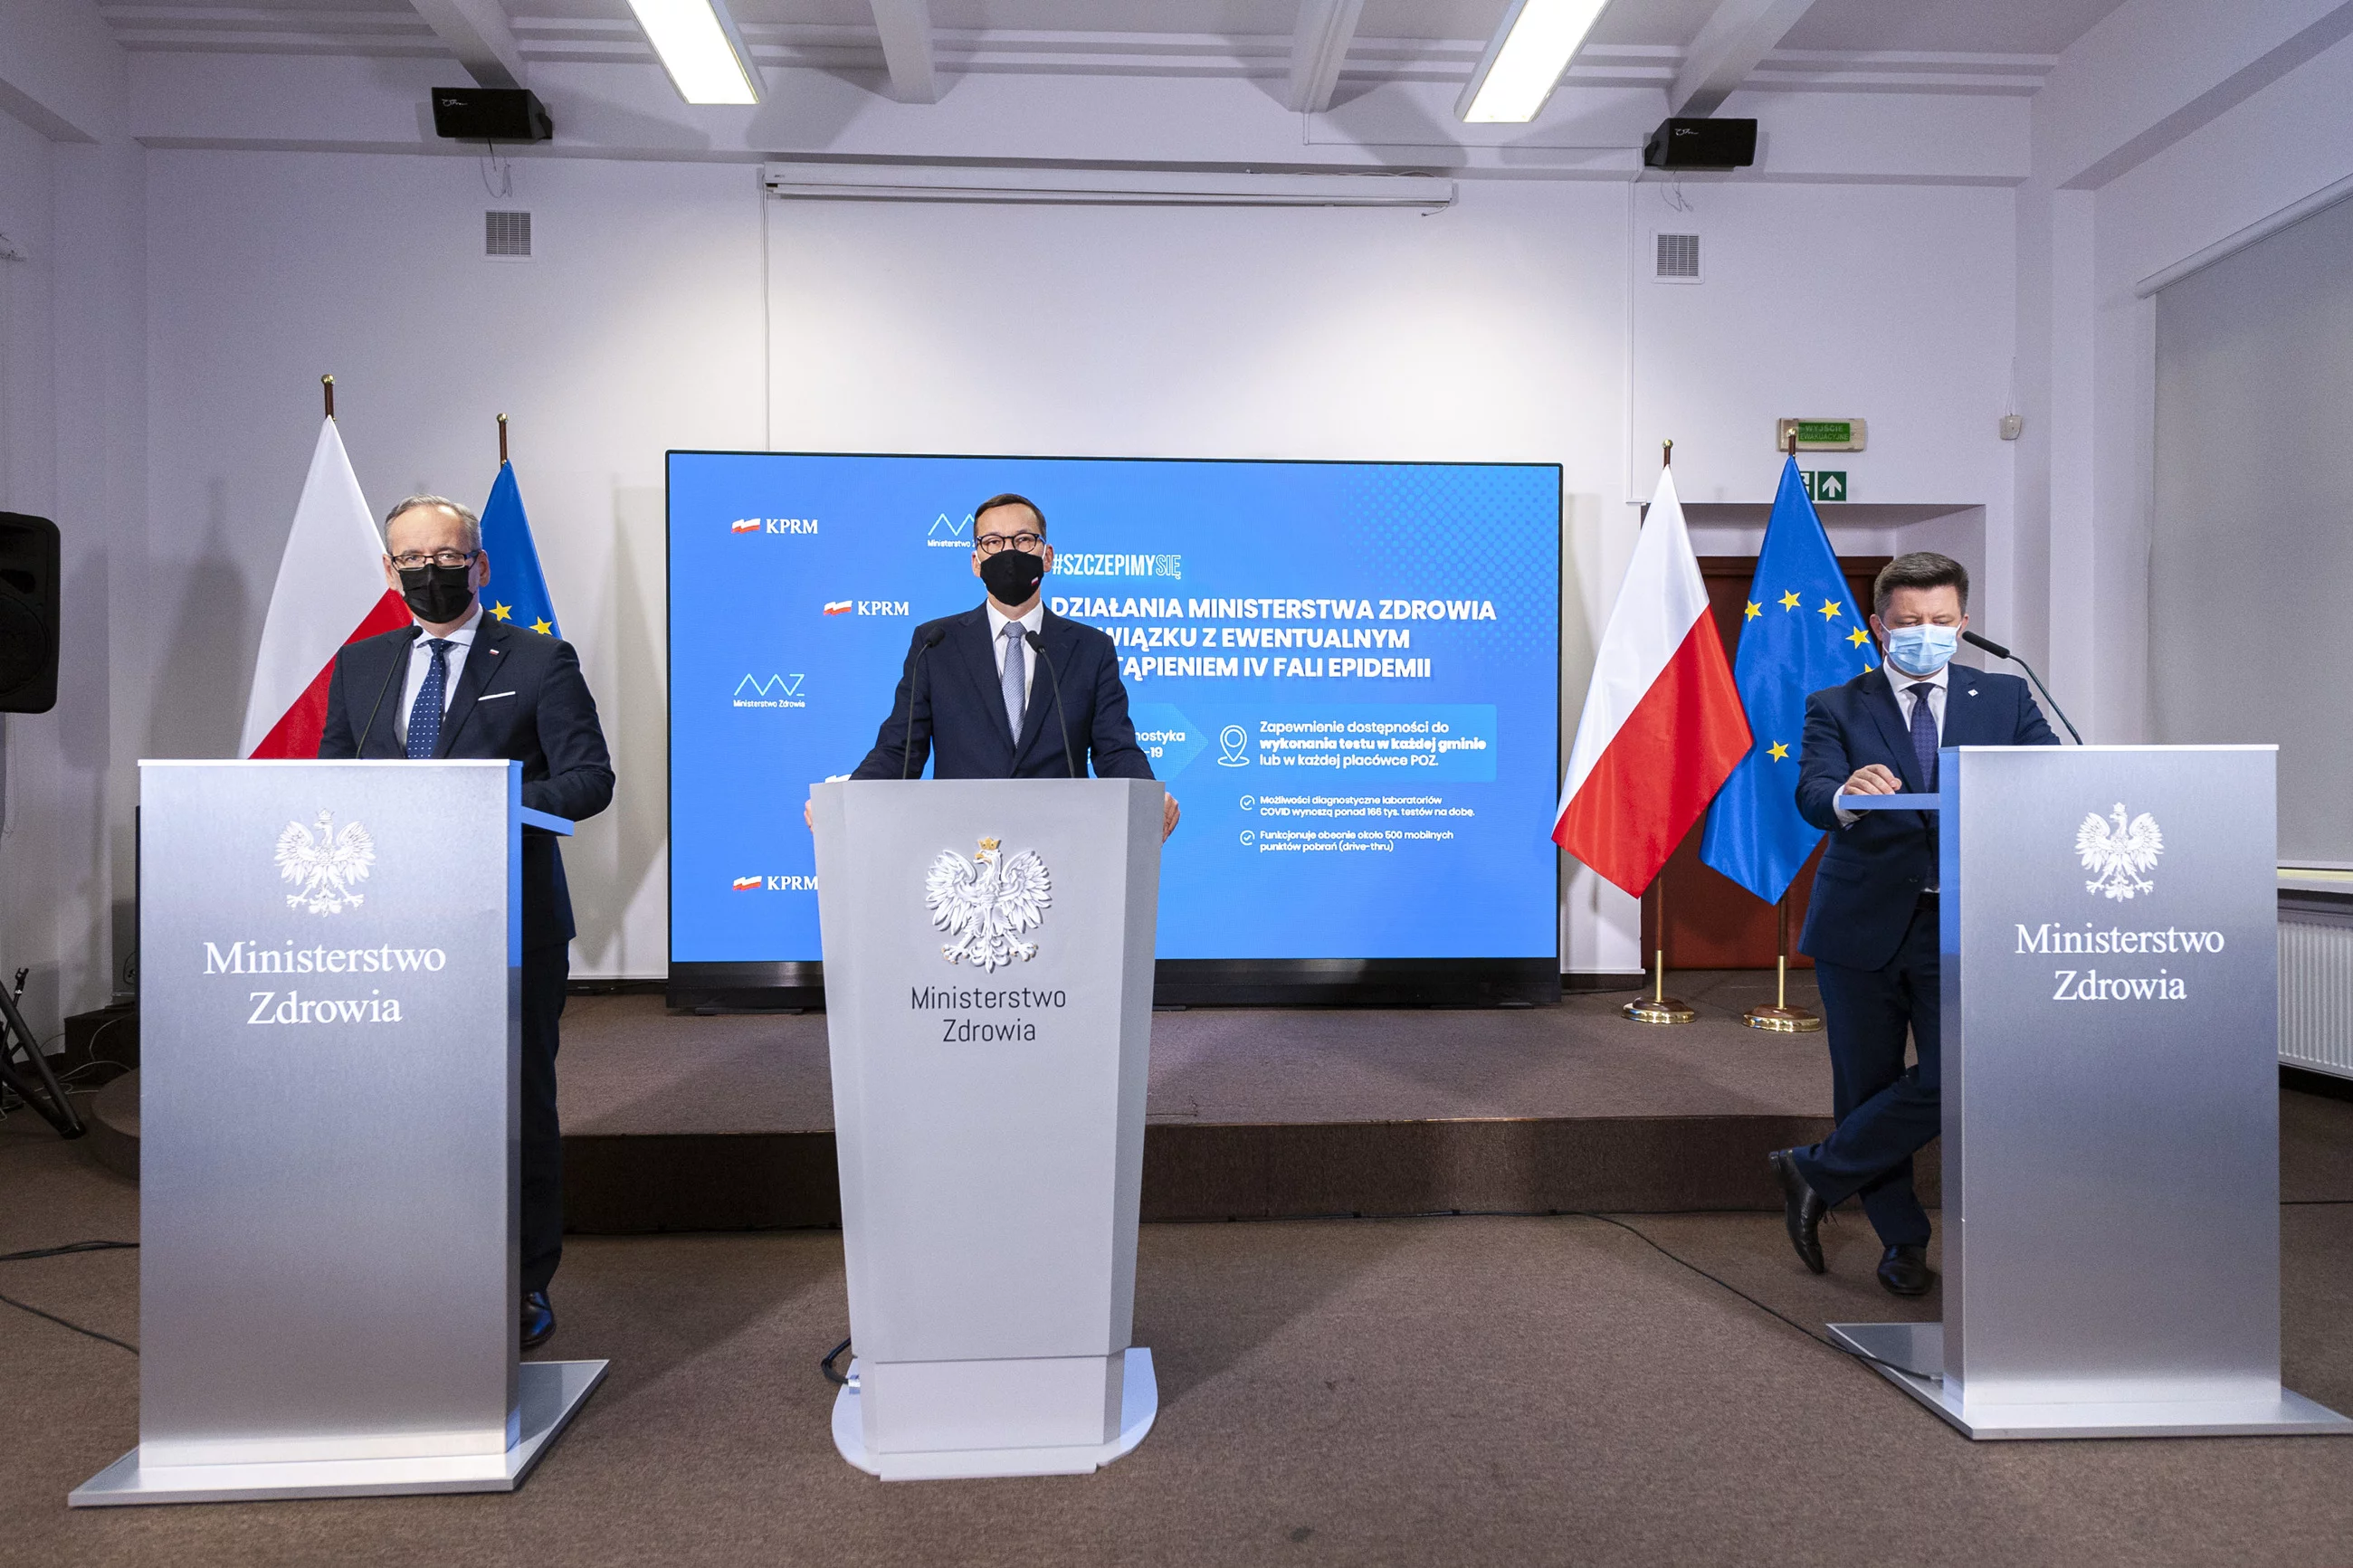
[1767,1149,1828,1274]
[521,1290,556,1350]
[1877,1244,1934,1297]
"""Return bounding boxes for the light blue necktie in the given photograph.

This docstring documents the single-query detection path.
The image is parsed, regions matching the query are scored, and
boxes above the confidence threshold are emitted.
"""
[1000,622,1026,742]
[406,639,454,759]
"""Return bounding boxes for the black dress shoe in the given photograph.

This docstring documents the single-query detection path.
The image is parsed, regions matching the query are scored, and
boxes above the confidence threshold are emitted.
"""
[1767,1149,1828,1274]
[521,1290,556,1350]
[1877,1244,1933,1297]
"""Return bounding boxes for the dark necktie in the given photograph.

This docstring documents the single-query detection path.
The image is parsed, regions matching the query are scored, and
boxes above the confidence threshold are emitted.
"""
[406,638,455,759]
[1908,681,1939,791]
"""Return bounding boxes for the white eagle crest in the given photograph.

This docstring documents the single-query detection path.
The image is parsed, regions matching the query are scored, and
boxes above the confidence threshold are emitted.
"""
[2076,802,2162,901]
[274,809,376,915]
[924,836,1051,971]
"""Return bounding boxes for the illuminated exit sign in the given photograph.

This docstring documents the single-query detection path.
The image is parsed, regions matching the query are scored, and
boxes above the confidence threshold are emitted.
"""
[1777,418,1866,451]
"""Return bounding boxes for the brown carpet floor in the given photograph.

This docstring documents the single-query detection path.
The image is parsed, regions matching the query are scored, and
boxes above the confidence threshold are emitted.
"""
[5,1110,2353,1567]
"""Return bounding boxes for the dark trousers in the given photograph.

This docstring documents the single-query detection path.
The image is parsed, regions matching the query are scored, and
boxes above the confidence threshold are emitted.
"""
[1794,898,1940,1249]
[521,941,568,1296]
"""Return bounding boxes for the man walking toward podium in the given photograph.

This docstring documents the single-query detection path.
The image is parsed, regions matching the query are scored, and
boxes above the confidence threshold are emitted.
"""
[317,494,615,1351]
[1771,552,2055,1296]
[830,492,1178,837]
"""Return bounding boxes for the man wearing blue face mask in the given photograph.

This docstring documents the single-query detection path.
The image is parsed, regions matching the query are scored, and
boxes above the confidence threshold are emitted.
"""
[1767,552,2057,1297]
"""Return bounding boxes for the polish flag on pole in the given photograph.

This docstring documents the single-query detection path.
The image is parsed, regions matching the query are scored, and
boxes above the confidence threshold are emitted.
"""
[237,413,410,757]
[1553,457,1752,897]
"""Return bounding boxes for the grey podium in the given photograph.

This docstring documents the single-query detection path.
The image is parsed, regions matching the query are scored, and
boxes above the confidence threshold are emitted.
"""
[810,777,1162,1480]
[72,760,606,1506]
[1830,745,2352,1440]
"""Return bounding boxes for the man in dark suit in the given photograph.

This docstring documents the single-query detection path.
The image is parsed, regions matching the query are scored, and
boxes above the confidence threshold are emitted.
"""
[820,493,1178,836]
[1769,552,2056,1297]
[318,494,614,1350]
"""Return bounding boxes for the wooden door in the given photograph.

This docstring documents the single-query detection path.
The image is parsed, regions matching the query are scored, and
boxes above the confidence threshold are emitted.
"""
[1643,556,1889,969]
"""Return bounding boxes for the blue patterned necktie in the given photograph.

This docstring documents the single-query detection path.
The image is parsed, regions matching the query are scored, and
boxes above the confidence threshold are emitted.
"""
[406,638,455,759]
[1000,622,1026,741]
[1908,681,1939,791]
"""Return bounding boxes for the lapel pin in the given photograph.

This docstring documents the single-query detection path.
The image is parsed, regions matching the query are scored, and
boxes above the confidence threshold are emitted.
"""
[1967,688,1977,696]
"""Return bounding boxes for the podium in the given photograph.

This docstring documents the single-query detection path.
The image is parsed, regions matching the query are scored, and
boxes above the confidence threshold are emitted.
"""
[1829,745,2353,1439]
[72,760,606,1506]
[810,777,1162,1479]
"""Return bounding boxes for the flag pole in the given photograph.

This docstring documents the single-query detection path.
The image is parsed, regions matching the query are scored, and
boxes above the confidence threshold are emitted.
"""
[322,374,335,421]
[1744,888,1821,1031]
[498,412,509,464]
[1624,871,1696,1024]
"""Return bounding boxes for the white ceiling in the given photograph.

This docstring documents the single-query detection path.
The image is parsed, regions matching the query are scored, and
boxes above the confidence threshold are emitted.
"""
[96,0,2135,78]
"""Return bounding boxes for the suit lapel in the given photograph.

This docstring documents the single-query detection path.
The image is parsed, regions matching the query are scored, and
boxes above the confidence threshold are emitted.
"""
[1013,612,1072,766]
[433,620,511,757]
[949,608,1015,751]
[1944,669,1991,746]
[1862,667,1924,791]
[361,629,420,757]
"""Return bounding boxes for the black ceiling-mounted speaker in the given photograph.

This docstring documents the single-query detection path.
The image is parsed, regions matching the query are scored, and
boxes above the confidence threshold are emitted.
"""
[1643,118,1758,171]
[431,88,553,143]
[0,513,59,714]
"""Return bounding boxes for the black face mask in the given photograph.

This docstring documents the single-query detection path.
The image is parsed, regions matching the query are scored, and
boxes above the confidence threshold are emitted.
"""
[979,547,1046,604]
[398,562,476,624]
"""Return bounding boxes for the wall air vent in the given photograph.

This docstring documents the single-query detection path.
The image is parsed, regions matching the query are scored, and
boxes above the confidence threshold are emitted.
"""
[485,211,532,261]
[1654,233,1700,282]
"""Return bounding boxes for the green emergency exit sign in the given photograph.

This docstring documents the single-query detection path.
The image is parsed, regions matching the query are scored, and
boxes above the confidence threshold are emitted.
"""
[1777,417,1868,452]
[1803,470,1848,502]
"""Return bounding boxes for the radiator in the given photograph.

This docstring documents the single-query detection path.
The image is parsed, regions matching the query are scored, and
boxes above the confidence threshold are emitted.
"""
[2279,896,2353,1079]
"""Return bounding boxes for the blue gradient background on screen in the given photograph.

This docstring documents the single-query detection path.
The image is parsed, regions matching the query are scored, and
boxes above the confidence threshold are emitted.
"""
[668,452,1559,963]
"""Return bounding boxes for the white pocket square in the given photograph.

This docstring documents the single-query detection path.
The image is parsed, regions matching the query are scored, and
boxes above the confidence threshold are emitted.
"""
[477,690,517,702]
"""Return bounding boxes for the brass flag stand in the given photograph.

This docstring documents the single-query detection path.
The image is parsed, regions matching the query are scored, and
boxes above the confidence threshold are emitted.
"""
[1623,875,1696,1024]
[1743,889,1821,1031]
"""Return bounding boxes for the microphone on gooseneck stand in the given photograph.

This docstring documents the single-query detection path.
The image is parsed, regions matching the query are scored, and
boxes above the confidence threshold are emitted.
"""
[357,628,419,756]
[1960,629,2083,745]
[900,626,949,780]
[1024,629,1079,779]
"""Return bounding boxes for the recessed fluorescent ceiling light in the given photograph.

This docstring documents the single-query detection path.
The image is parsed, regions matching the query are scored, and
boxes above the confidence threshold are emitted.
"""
[625,0,763,105]
[1456,0,1609,123]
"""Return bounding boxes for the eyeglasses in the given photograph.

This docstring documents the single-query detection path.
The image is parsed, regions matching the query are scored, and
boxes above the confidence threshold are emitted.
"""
[390,549,481,571]
[974,533,1045,556]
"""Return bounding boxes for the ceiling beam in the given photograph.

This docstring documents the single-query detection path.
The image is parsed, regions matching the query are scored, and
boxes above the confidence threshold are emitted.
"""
[1668,0,1816,118]
[1286,0,1366,113]
[409,0,528,89]
[870,0,940,104]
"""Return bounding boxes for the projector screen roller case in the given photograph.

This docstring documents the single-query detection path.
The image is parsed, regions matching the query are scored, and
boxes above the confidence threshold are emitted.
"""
[668,452,1560,966]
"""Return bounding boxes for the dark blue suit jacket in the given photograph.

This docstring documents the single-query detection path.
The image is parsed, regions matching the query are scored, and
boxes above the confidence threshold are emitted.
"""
[1796,664,2056,970]
[318,618,615,947]
[852,604,1154,781]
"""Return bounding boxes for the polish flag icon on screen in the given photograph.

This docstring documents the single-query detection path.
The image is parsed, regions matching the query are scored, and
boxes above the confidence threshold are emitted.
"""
[238,417,410,758]
[1553,459,1751,897]
[730,519,761,533]
[732,876,762,891]
[823,600,853,615]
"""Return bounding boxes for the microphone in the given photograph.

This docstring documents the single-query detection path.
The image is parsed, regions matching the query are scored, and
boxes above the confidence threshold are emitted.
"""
[900,626,949,780]
[1024,629,1079,779]
[357,627,419,756]
[1961,629,2082,745]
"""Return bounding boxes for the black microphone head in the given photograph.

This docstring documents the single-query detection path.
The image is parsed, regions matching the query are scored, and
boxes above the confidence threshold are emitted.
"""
[1960,629,2010,659]
[921,626,948,649]
[1023,629,1046,651]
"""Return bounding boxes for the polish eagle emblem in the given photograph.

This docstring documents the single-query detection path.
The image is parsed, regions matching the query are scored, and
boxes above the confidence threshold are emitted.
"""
[924,837,1051,971]
[274,809,376,915]
[2076,803,2162,901]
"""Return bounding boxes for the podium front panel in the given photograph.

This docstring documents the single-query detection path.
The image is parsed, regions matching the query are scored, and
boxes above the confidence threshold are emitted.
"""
[813,778,1160,1373]
[1946,746,2280,1405]
[138,760,520,1466]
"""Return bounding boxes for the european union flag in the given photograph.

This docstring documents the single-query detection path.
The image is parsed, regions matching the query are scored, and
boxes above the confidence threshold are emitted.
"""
[1698,457,1876,903]
[479,461,561,640]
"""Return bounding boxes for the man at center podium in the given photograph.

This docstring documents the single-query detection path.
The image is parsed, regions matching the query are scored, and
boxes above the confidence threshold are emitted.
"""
[820,493,1179,836]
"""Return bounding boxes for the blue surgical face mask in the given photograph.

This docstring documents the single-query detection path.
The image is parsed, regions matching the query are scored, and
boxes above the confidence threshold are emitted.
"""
[1883,622,1958,675]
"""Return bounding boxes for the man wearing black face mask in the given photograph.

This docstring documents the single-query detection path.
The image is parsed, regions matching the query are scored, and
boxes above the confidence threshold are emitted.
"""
[318,494,614,1352]
[834,493,1178,839]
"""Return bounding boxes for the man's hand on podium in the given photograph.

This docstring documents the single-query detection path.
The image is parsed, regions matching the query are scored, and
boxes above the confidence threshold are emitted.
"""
[1843,764,1903,796]
[1162,792,1180,841]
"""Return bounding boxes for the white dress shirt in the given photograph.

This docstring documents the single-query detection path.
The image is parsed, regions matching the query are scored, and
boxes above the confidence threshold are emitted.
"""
[985,600,1045,703]
[1835,660,1948,829]
[393,601,485,744]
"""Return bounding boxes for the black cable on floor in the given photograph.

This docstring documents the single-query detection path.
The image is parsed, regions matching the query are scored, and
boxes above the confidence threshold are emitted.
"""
[1573,1212,1940,1383]
[0,1239,140,1353]
[821,1336,853,1386]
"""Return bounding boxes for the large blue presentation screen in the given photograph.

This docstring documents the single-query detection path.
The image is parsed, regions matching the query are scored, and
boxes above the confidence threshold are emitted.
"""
[669,453,1560,964]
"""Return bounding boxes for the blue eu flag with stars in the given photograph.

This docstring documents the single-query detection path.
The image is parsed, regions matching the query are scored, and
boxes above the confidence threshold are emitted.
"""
[1698,457,1877,903]
[479,461,560,640]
